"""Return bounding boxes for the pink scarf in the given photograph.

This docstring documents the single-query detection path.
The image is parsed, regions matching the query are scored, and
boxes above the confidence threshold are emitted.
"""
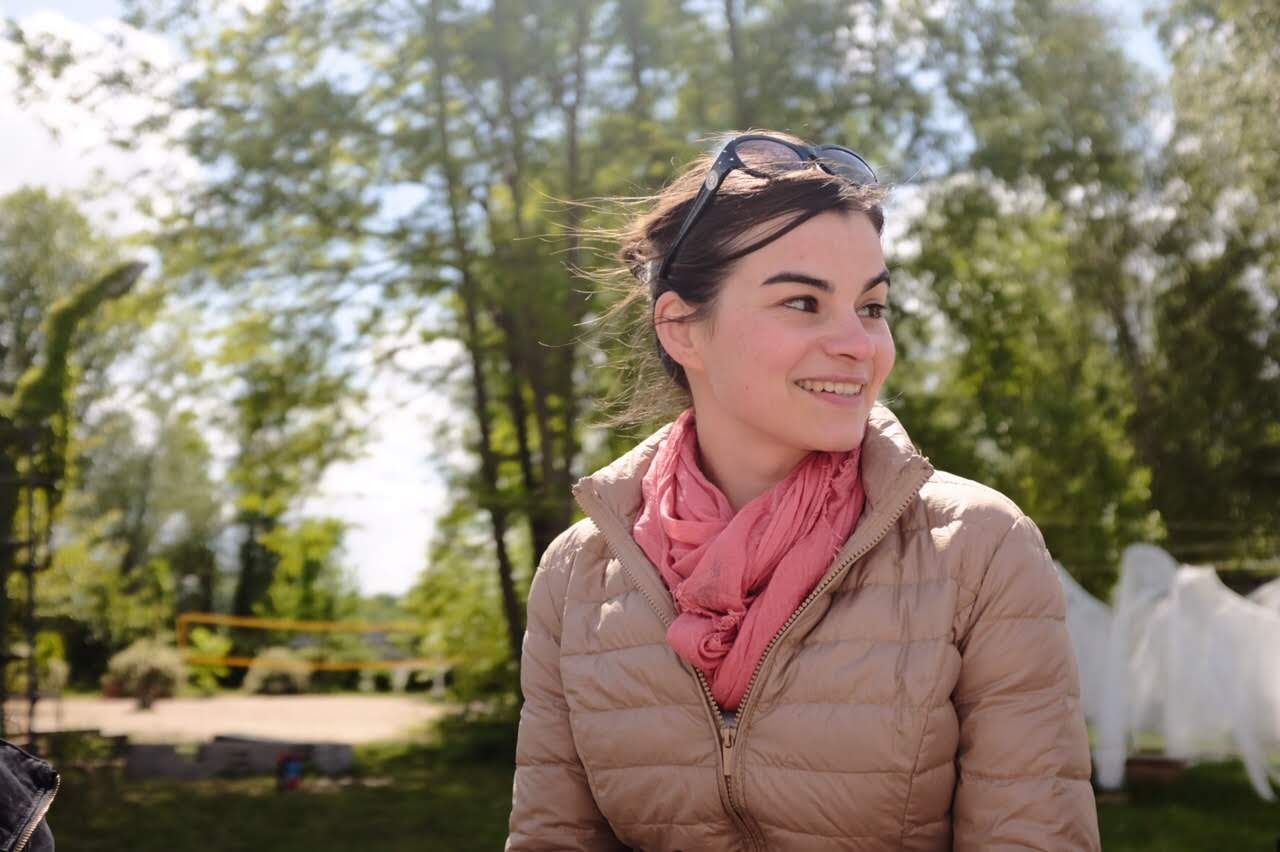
[632,409,865,711]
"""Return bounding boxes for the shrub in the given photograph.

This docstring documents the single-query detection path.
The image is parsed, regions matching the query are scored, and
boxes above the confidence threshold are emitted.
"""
[242,646,311,695]
[103,638,185,709]
[186,627,232,696]
[297,633,375,692]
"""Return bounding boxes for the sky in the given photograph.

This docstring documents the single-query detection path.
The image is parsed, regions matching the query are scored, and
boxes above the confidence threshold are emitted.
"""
[0,0,1170,595]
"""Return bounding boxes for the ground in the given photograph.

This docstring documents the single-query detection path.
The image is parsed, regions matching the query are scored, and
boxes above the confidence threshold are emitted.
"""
[6,694,447,743]
[44,755,1280,851]
[6,697,1276,850]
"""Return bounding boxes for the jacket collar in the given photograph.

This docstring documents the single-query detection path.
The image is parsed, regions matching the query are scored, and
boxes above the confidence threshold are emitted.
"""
[572,403,934,626]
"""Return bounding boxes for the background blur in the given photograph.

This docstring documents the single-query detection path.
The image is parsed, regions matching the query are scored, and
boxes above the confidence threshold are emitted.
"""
[0,0,1277,848]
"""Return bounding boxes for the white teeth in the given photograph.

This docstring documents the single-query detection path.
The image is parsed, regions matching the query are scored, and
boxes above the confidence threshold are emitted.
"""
[796,380,863,397]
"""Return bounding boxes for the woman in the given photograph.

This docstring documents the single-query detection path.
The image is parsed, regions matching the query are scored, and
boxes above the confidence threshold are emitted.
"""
[506,131,1099,851]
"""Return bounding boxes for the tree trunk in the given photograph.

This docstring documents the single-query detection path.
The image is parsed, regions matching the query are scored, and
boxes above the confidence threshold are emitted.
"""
[429,0,525,668]
[553,0,592,531]
[619,0,649,115]
[0,432,14,737]
[723,0,751,127]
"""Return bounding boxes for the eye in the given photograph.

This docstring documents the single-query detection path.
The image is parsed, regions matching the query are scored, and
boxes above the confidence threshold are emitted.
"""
[782,295,819,313]
[858,303,890,320]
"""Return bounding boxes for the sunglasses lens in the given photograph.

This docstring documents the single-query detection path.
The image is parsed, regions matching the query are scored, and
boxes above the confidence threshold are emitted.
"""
[734,139,806,173]
[817,147,877,184]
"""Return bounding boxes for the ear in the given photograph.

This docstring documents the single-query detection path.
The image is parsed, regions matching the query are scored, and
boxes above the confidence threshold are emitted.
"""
[653,290,705,374]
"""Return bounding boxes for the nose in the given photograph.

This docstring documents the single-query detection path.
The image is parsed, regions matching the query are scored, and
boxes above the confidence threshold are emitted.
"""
[821,311,876,361]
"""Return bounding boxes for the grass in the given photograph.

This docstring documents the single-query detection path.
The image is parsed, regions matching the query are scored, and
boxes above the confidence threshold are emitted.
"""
[47,713,516,852]
[44,715,1280,850]
[1098,761,1280,850]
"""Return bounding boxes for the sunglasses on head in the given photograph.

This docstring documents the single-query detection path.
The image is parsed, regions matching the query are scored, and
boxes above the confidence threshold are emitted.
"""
[655,134,878,283]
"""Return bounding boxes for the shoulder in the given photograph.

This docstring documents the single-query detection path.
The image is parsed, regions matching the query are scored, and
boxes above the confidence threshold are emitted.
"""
[908,468,1056,604]
[527,518,612,627]
[915,468,1026,536]
[538,517,611,577]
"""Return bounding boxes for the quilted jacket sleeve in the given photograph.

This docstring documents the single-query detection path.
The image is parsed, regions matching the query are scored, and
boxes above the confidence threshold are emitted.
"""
[951,514,1100,851]
[506,528,626,852]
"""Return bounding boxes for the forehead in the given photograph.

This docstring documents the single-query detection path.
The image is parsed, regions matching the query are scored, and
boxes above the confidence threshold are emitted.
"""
[728,210,884,285]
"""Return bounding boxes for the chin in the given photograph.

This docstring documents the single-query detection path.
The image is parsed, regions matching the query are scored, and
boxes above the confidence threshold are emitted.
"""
[797,423,867,454]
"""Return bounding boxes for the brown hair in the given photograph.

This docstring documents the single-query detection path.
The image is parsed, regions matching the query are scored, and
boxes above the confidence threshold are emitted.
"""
[596,129,887,427]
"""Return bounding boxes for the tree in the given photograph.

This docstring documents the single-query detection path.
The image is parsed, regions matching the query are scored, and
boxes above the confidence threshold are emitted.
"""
[0,189,143,713]
[1145,0,1280,564]
[12,0,1279,687]
[893,178,1157,591]
[0,190,128,582]
[218,312,364,620]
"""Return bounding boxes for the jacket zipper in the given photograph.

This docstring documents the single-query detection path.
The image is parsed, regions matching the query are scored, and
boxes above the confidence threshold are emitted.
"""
[691,667,759,850]
[574,461,930,850]
[707,466,929,847]
[733,469,930,724]
[14,772,59,852]
[575,484,765,849]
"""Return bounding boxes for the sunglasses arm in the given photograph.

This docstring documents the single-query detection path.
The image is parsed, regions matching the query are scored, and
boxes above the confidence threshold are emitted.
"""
[656,151,736,282]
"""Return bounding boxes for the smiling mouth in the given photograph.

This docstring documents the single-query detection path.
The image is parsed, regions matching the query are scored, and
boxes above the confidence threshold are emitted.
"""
[794,379,864,397]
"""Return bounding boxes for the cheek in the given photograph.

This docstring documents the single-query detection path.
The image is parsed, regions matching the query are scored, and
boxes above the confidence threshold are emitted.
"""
[875,328,896,383]
[722,314,796,375]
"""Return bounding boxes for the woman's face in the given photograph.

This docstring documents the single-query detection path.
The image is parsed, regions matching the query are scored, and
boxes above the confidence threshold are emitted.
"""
[661,210,894,469]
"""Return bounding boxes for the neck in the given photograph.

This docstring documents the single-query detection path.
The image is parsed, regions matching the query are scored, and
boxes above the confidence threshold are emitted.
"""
[691,408,809,513]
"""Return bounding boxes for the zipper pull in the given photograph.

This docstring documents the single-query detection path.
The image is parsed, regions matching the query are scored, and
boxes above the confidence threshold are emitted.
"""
[720,726,736,778]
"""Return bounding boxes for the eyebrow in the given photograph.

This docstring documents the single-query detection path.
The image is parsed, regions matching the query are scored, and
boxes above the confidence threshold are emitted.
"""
[761,269,891,292]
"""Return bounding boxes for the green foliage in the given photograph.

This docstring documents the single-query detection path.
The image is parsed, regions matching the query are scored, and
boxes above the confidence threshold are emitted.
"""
[405,515,522,705]
[6,0,1280,713]
[4,629,69,696]
[186,626,231,696]
[257,518,357,622]
[894,179,1160,592]
[301,633,378,693]
[242,646,311,695]
[1146,0,1280,565]
[220,313,366,621]
[39,538,177,650]
[104,637,185,709]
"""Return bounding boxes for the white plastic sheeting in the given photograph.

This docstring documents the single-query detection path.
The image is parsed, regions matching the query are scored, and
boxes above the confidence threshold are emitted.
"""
[1164,568,1280,800]
[1249,577,1280,613]
[1059,544,1280,800]
[1055,564,1112,727]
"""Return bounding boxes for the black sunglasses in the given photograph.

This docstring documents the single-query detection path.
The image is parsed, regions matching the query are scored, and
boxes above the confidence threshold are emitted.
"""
[655,134,877,282]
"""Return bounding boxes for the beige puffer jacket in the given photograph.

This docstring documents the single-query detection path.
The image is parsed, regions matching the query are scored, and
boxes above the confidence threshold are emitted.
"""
[507,405,1099,851]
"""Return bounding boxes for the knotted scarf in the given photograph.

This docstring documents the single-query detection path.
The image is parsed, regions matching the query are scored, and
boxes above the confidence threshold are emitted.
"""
[632,409,865,711]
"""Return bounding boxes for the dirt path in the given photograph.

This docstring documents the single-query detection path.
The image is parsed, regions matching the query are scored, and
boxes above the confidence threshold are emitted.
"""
[6,695,449,744]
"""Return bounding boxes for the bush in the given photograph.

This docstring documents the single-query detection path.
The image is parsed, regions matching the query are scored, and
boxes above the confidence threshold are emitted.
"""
[297,633,375,692]
[186,627,232,696]
[103,639,185,709]
[430,707,519,766]
[242,646,311,695]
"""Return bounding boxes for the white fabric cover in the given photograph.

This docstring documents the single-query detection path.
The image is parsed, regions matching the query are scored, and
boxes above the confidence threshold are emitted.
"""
[1085,544,1280,800]
[1165,568,1280,800]
[1093,545,1177,790]
[1055,563,1112,727]
[1248,577,1280,613]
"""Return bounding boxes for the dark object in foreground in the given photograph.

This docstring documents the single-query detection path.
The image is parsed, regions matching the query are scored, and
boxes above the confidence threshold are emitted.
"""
[1125,755,1188,786]
[0,738,58,852]
[276,751,306,791]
